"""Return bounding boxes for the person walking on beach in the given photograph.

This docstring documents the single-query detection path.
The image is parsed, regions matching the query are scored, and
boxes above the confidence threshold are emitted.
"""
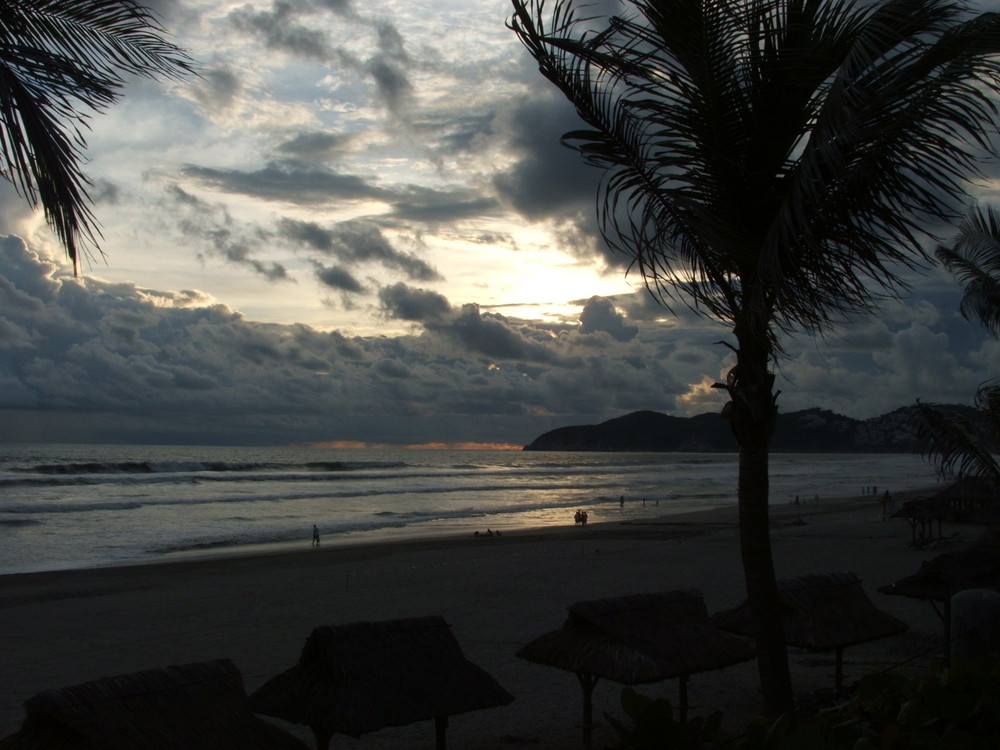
[312,524,320,547]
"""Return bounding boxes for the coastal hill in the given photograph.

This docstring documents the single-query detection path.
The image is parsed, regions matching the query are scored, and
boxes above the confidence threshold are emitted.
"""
[523,405,978,452]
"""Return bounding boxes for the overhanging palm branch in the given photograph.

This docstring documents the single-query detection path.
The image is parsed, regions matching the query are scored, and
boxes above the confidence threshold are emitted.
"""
[918,381,1000,481]
[509,0,1000,344]
[0,1,193,270]
[918,203,1000,484]
[936,204,1000,338]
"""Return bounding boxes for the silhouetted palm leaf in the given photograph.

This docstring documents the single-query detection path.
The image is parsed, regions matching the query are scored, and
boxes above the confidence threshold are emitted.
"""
[0,1,193,269]
[936,204,1000,339]
[919,204,1000,483]
[918,383,1000,481]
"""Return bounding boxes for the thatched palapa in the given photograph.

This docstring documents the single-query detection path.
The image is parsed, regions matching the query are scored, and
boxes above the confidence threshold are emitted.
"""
[879,527,1000,648]
[248,615,513,750]
[927,477,1000,522]
[0,659,308,750]
[517,590,755,748]
[713,572,907,688]
[891,500,950,545]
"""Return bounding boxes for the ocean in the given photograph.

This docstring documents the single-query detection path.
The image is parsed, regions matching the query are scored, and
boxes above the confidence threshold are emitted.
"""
[0,444,943,575]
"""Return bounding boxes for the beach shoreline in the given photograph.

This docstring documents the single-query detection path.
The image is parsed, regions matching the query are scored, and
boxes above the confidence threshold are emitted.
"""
[0,486,970,748]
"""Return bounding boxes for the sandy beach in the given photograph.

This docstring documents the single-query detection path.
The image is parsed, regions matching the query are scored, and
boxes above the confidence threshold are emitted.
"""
[0,488,973,749]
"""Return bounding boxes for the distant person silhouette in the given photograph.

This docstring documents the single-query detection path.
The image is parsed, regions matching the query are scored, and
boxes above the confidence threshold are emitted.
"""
[312,524,320,547]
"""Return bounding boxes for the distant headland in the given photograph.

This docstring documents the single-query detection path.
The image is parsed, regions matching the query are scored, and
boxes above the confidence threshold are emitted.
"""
[522,405,978,452]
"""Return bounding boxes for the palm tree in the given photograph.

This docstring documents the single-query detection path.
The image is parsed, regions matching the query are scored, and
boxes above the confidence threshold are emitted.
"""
[510,0,1000,715]
[0,1,193,271]
[918,204,1000,482]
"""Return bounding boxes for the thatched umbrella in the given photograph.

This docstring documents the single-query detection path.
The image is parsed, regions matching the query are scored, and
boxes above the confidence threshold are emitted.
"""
[713,572,907,689]
[926,477,1000,521]
[516,590,755,749]
[879,527,1000,649]
[892,500,950,546]
[0,659,308,750]
[248,615,513,750]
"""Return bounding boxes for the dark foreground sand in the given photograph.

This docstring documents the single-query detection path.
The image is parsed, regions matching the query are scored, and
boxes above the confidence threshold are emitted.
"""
[0,489,973,749]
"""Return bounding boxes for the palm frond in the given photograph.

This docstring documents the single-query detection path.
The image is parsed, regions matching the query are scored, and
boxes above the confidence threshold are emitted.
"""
[0,0,194,269]
[917,390,1000,481]
[936,204,1000,337]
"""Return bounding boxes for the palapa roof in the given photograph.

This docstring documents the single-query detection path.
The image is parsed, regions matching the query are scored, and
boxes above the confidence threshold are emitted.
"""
[713,572,907,650]
[891,499,949,521]
[929,477,1000,524]
[0,659,308,750]
[879,527,1000,602]
[248,615,513,739]
[930,476,1000,504]
[516,590,755,683]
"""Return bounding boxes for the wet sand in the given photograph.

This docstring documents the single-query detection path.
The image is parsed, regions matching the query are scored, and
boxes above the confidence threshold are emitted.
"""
[0,488,972,748]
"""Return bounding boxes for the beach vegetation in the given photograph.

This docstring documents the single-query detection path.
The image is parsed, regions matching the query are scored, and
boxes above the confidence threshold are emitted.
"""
[0,0,193,271]
[509,0,1000,716]
[612,659,1000,748]
[734,659,1000,749]
[604,686,723,749]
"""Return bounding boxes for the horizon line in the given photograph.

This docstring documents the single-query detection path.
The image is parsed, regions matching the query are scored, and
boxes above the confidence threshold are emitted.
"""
[299,440,524,451]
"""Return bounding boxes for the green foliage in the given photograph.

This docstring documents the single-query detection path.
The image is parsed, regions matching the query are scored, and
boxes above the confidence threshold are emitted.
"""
[731,660,1000,749]
[605,687,723,749]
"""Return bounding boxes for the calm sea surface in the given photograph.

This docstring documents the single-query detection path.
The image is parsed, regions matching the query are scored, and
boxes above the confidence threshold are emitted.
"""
[0,445,943,575]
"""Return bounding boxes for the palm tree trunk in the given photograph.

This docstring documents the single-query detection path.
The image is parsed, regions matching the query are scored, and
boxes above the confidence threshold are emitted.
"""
[728,326,794,716]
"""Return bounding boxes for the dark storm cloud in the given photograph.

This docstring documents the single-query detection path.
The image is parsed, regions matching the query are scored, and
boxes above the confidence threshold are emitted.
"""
[379,282,451,322]
[229,2,334,61]
[373,357,410,378]
[4,237,996,445]
[280,218,441,281]
[314,263,364,293]
[491,94,611,264]
[368,58,412,111]
[180,160,389,204]
[226,2,414,115]
[91,179,121,205]
[275,131,355,161]
[332,221,440,280]
[161,185,289,282]
[388,193,500,224]
[366,20,412,111]
[414,112,495,155]
[141,0,183,19]
[182,156,499,222]
[427,304,562,364]
[0,238,688,444]
[189,66,243,113]
[492,95,599,219]
[312,0,353,14]
[580,296,638,342]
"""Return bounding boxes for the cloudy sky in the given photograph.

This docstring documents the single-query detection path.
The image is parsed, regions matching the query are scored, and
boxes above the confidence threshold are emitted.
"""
[2,0,1000,448]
